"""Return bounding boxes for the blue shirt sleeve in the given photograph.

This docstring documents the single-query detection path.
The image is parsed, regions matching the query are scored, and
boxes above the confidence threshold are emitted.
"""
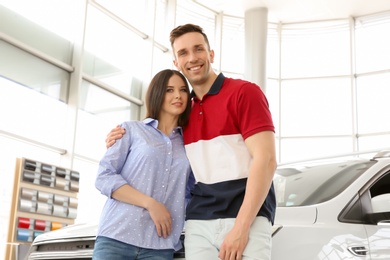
[95,122,131,198]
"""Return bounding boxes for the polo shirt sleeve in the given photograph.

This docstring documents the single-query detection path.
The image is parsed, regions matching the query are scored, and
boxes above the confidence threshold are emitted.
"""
[237,82,275,140]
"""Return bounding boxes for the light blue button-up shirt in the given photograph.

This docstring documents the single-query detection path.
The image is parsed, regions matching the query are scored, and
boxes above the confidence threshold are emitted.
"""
[95,118,191,251]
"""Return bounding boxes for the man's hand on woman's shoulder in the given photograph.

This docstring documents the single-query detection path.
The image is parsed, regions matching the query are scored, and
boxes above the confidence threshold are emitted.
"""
[105,125,126,149]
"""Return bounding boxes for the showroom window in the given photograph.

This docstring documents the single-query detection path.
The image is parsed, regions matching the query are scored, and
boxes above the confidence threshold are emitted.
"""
[281,20,351,78]
[221,15,245,77]
[83,3,150,94]
[355,12,390,73]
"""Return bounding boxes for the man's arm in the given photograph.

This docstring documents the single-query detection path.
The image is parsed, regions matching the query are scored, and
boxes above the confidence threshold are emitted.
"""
[218,131,277,260]
[105,125,126,148]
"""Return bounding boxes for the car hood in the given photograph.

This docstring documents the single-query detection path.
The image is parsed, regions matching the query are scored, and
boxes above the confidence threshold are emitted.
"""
[274,206,317,225]
[33,222,98,243]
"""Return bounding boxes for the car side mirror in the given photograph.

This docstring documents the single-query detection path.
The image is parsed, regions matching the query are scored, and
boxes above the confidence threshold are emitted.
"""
[367,194,390,224]
[372,194,390,213]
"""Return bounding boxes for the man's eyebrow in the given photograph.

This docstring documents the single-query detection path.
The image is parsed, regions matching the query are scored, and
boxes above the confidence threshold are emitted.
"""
[177,44,204,53]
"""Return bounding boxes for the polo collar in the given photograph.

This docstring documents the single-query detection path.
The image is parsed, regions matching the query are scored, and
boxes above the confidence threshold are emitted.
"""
[190,73,225,98]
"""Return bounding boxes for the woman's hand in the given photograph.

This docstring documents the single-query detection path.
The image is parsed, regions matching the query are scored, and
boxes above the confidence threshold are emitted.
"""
[146,199,172,238]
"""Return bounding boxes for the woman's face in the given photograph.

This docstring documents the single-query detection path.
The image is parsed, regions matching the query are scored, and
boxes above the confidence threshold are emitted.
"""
[160,74,189,119]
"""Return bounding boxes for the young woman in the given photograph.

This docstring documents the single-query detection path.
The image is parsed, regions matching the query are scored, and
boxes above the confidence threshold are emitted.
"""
[93,69,192,260]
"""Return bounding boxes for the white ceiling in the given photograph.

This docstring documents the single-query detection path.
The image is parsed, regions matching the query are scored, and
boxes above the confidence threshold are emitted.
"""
[194,0,390,23]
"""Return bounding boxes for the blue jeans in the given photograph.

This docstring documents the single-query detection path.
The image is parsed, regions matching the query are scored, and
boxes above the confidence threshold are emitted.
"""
[93,236,175,260]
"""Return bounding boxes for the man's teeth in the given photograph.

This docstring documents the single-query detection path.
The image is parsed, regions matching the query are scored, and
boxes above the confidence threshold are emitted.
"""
[189,66,201,71]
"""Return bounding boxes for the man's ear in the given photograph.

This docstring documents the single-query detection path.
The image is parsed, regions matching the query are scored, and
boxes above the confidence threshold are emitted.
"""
[173,59,179,69]
[210,50,215,63]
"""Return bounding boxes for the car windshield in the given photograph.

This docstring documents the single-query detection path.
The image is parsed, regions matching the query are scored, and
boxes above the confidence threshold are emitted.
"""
[274,159,377,207]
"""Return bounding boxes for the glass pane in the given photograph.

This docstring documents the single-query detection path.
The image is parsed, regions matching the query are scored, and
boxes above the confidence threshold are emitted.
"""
[77,80,141,160]
[79,80,139,122]
[72,158,105,224]
[221,16,244,74]
[267,24,279,79]
[355,13,390,73]
[0,41,69,102]
[281,77,352,136]
[0,1,79,62]
[94,0,149,32]
[151,46,175,78]
[359,135,390,151]
[175,0,216,50]
[154,0,169,45]
[280,137,353,163]
[281,20,350,78]
[83,4,150,94]
[356,73,390,133]
[0,77,67,148]
[265,79,280,136]
[275,160,374,206]
[223,72,244,79]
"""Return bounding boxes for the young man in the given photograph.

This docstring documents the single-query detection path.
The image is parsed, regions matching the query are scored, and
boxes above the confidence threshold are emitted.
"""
[107,24,277,260]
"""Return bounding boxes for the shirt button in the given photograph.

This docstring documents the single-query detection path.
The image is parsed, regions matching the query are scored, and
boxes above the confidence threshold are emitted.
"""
[199,111,203,115]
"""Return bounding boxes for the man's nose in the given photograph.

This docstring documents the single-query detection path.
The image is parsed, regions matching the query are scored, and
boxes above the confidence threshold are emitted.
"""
[188,51,198,62]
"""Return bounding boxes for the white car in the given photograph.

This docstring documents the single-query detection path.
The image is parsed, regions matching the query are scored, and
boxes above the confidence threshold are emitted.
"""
[26,150,390,259]
[272,150,390,259]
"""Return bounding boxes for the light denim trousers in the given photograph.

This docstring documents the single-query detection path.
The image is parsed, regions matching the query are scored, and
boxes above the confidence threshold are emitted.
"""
[184,216,272,260]
[93,236,175,260]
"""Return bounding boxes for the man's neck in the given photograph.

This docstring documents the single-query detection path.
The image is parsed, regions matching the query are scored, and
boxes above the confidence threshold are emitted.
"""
[192,72,218,100]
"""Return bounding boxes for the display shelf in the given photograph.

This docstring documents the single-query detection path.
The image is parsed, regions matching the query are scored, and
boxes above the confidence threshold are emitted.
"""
[5,157,80,260]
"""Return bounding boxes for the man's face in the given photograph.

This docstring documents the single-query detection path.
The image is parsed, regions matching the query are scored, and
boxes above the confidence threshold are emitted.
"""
[172,32,214,87]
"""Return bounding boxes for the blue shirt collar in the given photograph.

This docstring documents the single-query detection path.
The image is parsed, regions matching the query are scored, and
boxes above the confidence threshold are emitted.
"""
[143,118,183,135]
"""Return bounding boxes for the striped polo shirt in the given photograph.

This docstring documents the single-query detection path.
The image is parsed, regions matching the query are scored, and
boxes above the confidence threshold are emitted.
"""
[184,73,276,224]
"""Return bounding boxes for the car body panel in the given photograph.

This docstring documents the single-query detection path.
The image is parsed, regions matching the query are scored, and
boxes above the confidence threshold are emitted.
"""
[273,207,370,259]
[32,222,97,243]
[365,224,390,259]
